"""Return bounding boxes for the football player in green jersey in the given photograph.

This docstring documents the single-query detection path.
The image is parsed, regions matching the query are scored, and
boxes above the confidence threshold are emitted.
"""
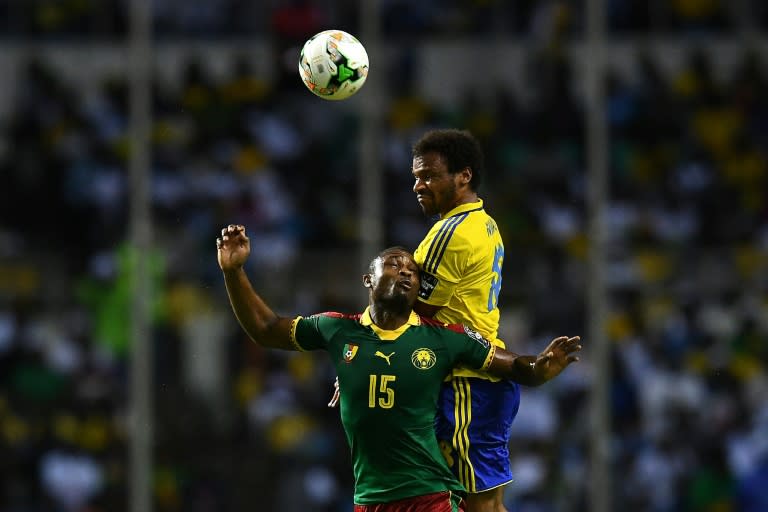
[217,224,580,512]
[330,129,560,512]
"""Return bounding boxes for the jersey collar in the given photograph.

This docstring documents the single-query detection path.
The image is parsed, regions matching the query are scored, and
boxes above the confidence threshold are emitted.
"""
[442,198,484,219]
[360,307,422,341]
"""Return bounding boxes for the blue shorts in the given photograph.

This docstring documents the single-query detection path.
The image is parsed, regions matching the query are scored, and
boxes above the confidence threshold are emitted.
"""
[434,377,521,493]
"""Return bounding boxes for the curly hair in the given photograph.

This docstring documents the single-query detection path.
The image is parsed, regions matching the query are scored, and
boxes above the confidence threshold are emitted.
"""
[412,129,485,191]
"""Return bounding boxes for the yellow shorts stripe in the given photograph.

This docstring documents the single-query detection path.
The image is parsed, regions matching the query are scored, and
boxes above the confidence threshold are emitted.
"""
[452,377,476,492]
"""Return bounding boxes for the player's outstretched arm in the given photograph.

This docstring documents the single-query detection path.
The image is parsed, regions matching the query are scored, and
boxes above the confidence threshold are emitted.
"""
[217,224,297,351]
[487,336,581,386]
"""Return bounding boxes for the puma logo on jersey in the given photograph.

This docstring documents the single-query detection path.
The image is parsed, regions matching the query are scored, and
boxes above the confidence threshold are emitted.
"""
[374,351,395,365]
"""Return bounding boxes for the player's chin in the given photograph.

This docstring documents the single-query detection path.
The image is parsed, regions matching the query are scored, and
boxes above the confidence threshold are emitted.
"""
[417,198,436,216]
[401,288,419,306]
[383,289,414,307]
[390,287,410,300]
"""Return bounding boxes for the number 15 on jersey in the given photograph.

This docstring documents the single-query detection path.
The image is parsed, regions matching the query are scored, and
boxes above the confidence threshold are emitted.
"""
[369,374,396,409]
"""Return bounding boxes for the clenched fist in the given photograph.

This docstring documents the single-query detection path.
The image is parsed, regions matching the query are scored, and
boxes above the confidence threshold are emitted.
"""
[217,224,250,272]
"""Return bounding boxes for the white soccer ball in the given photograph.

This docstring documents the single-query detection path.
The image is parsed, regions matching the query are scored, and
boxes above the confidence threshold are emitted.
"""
[298,30,369,101]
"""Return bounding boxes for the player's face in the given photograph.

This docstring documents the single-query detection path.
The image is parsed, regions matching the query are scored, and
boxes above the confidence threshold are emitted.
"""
[368,251,420,306]
[412,152,460,217]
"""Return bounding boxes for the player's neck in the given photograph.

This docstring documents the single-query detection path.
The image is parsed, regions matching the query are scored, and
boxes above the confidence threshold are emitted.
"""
[368,304,410,330]
[440,191,478,217]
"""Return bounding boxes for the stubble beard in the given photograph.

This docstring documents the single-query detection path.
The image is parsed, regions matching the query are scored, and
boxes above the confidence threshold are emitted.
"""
[380,288,413,315]
[420,181,457,218]
[418,196,438,217]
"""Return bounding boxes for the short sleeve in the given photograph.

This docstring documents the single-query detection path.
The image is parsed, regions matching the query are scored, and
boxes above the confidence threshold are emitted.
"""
[451,325,495,371]
[293,315,330,351]
[413,227,470,307]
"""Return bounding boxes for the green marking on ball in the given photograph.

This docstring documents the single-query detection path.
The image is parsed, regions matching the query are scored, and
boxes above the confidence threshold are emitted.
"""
[337,63,354,83]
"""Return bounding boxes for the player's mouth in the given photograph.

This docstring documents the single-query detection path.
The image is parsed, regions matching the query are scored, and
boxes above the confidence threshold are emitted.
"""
[397,279,412,290]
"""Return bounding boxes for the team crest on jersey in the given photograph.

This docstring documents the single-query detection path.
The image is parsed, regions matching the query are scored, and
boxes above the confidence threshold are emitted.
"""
[463,326,490,348]
[411,348,437,370]
[343,343,359,363]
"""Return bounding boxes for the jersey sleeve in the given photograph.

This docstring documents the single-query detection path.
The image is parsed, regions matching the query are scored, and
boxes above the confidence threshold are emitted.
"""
[449,325,496,371]
[413,226,470,307]
[292,315,332,351]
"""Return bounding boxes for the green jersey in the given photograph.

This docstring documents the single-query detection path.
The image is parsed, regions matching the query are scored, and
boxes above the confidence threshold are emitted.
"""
[291,307,495,505]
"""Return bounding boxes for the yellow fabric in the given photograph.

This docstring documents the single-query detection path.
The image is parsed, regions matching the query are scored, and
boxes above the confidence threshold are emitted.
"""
[289,316,306,351]
[413,199,505,381]
[360,307,421,341]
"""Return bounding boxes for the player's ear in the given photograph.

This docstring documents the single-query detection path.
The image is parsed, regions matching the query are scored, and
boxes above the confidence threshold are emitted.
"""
[457,167,471,186]
[363,274,372,288]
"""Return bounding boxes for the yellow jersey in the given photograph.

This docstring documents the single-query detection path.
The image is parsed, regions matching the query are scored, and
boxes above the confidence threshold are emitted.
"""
[413,199,505,380]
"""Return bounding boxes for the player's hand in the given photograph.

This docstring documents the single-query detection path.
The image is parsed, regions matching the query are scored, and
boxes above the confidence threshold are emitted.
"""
[217,225,250,272]
[532,336,581,382]
[327,376,340,408]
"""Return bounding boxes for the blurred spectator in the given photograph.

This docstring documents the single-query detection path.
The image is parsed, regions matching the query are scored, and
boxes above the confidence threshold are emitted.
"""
[1,9,767,511]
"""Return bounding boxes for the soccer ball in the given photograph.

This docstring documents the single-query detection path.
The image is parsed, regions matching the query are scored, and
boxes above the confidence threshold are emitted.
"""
[298,30,369,101]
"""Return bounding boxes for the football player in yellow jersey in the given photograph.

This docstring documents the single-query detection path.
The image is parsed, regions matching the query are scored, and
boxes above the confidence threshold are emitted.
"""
[327,129,568,511]
[411,129,519,512]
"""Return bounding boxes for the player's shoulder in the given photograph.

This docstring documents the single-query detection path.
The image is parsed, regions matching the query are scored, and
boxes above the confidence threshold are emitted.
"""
[457,324,492,348]
[423,214,475,245]
[417,317,476,336]
[308,311,363,321]
[416,316,465,338]
[450,207,499,236]
[417,315,449,328]
[462,207,499,230]
[419,318,493,348]
[416,316,461,331]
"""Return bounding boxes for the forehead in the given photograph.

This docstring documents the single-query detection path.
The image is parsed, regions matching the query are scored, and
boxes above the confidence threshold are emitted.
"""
[412,151,448,172]
[378,251,416,266]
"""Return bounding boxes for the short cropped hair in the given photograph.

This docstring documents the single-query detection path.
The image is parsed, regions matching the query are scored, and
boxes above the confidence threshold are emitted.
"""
[412,129,485,191]
[368,246,412,273]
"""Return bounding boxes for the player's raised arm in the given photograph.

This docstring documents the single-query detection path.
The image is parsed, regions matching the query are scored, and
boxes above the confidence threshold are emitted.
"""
[217,224,297,350]
[487,336,582,386]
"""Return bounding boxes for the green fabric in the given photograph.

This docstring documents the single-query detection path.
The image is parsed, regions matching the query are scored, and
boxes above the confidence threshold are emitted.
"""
[295,313,491,504]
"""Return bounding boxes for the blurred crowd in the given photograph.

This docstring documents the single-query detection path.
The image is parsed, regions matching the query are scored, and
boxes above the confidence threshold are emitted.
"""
[1,2,768,512]
[3,0,768,38]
